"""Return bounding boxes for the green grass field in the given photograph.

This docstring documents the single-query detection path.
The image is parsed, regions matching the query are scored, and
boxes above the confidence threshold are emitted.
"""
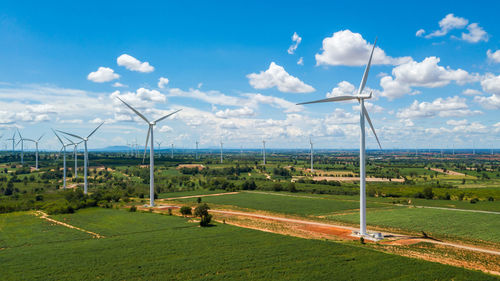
[328,207,500,243]
[0,208,496,280]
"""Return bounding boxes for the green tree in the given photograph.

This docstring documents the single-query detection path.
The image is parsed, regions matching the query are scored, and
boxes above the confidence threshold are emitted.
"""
[194,203,212,227]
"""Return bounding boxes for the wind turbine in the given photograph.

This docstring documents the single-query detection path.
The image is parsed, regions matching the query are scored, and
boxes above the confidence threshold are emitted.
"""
[171,143,174,159]
[220,139,223,164]
[57,122,104,194]
[24,134,44,170]
[16,129,26,165]
[262,140,266,165]
[156,141,162,158]
[297,38,382,239]
[117,97,181,207]
[6,132,16,155]
[53,130,69,189]
[63,136,82,179]
[310,137,314,173]
[195,141,199,160]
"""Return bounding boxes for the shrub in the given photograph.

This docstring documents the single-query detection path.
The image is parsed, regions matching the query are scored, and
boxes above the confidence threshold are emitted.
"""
[180,206,192,216]
[470,198,479,204]
[197,197,202,203]
[129,205,137,212]
[423,187,434,200]
[194,203,212,227]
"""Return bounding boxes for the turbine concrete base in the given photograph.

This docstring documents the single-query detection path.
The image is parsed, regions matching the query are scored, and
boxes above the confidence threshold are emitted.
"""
[351,231,384,241]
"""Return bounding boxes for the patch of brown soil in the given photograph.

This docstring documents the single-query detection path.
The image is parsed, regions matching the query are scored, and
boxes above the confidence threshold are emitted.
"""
[34,211,104,239]
[429,168,465,176]
[177,164,205,170]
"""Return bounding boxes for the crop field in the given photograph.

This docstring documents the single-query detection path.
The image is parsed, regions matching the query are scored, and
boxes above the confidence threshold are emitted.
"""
[1,208,496,280]
[328,207,500,244]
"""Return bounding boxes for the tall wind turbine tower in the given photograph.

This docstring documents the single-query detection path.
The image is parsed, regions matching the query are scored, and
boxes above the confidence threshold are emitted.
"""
[16,129,26,165]
[63,136,81,179]
[53,130,69,189]
[171,143,174,159]
[195,141,199,160]
[24,134,44,170]
[6,132,16,156]
[298,38,382,239]
[117,97,181,207]
[156,141,162,158]
[310,137,314,173]
[262,140,266,165]
[220,140,223,164]
[58,123,104,194]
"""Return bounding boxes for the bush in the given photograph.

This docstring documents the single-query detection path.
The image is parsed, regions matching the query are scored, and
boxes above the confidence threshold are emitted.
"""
[194,203,212,227]
[470,198,479,204]
[43,200,75,215]
[180,206,192,216]
[423,187,434,200]
[129,205,137,212]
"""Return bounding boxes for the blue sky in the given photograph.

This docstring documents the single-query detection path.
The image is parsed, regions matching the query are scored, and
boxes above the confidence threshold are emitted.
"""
[0,0,499,150]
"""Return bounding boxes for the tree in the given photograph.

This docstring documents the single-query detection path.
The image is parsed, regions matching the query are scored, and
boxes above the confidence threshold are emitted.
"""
[180,206,192,216]
[194,203,212,226]
[423,187,433,200]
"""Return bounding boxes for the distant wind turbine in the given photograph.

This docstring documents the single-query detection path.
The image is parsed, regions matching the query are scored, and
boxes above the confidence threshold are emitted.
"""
[63,135,82,179]
[309,137,314,173]
[53,130,69,189]
[297,38,382,239]
[117,97,181,207]
[220,139,223,164]
[156,141,162,158]
[6,131,16,155]
[195,141,199,160]
[24,134,44,170]
[171,143,174,159]
[262,140,266,165]
[57,122,104,194]
[16,129,26,165]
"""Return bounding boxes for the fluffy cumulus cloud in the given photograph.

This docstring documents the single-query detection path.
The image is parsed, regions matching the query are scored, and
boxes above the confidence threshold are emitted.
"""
[315,30,411,66]
[326,81,356,98]
[474,94,500,109]
[158,77,169,89]
[462,89,483,96]
[461,23,489,43]
[112,82,127,88]
[287,32,302,54]
[480,74,500,95]
[117,54,154,73]
[446,119,487,133]
[397,96,481,119]
[380,56,476,99]
[87,67,120,83]
[110,88,167,122]
[417,14,488,43]
[297,57,304,65]
[215,107,255,118]
[244,93,304,113]
[487,50,500,63]
[247,62,315,93]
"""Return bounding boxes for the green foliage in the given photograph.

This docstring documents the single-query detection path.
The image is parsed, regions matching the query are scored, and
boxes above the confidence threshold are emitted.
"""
[180,206,192,216]
[194,203,212,226]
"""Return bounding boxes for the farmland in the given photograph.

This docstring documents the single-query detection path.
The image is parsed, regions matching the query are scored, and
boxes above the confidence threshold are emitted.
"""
[1,208,497,280]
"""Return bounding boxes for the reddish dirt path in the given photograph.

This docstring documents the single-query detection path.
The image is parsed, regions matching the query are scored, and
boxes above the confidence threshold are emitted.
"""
[158,192,239,201]
[34,211,104,239]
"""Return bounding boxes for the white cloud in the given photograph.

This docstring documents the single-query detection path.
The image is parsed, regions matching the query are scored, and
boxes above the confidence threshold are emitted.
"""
[158,77,169,89]
[215,107,255,118]
[326,81,355,98]
[462,89,483,96]
[87,67,120,83]
[110,88,167,121]
[297,57,304,65]
[247,62,315,93]
[397,96,482,119]
[380,56,476,99]
[425,14,468,38]
[158,125,173,133]
[461,23,488,43]
[474,94,500,109]
[112,82,127,88]
[415,29,425,37]
[446,119,468,126]
[315,30,411,66]
[487,50,500,63]
[243,93,304,113]
[287,32,302,54]
[117,54,154,73]
[168,88,241,106]
[447,120,487,133]
[480,74,500,95]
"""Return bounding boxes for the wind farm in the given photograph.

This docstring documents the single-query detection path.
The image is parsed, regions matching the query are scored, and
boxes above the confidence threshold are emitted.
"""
[1,2,500,281]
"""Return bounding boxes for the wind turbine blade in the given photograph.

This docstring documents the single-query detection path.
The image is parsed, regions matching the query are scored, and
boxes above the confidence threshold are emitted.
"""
[24,138,36,142]
[63,135,76,145]
[52,129,65,145]
[155,109,182,123]
[16,139,21,146]
[362,104,382,150]
[154,109,182,123]
[297,96,359,105]
[17,129,22,139]
[142,127,151,163]
[117,97,150,123]
[57,130,84,140]
[37,133,45,142]
[87,122,104,138]
[358,37,377,95]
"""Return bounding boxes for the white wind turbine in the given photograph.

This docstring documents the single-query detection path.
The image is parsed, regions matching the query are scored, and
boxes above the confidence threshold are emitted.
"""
[309,137,314,173]
[297,38,382,239]
[24,134,44,170]
[53,130,69,189]
[117,97,181,207]
[262,140,266,165]
[6,132,16,156]
[63,136,82,179]
[195,140,199,160]
[16,129,26,165]
[57,122,104,194]
[220,139,223,164]
[171,143,174,159]
[156,141,162,158]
